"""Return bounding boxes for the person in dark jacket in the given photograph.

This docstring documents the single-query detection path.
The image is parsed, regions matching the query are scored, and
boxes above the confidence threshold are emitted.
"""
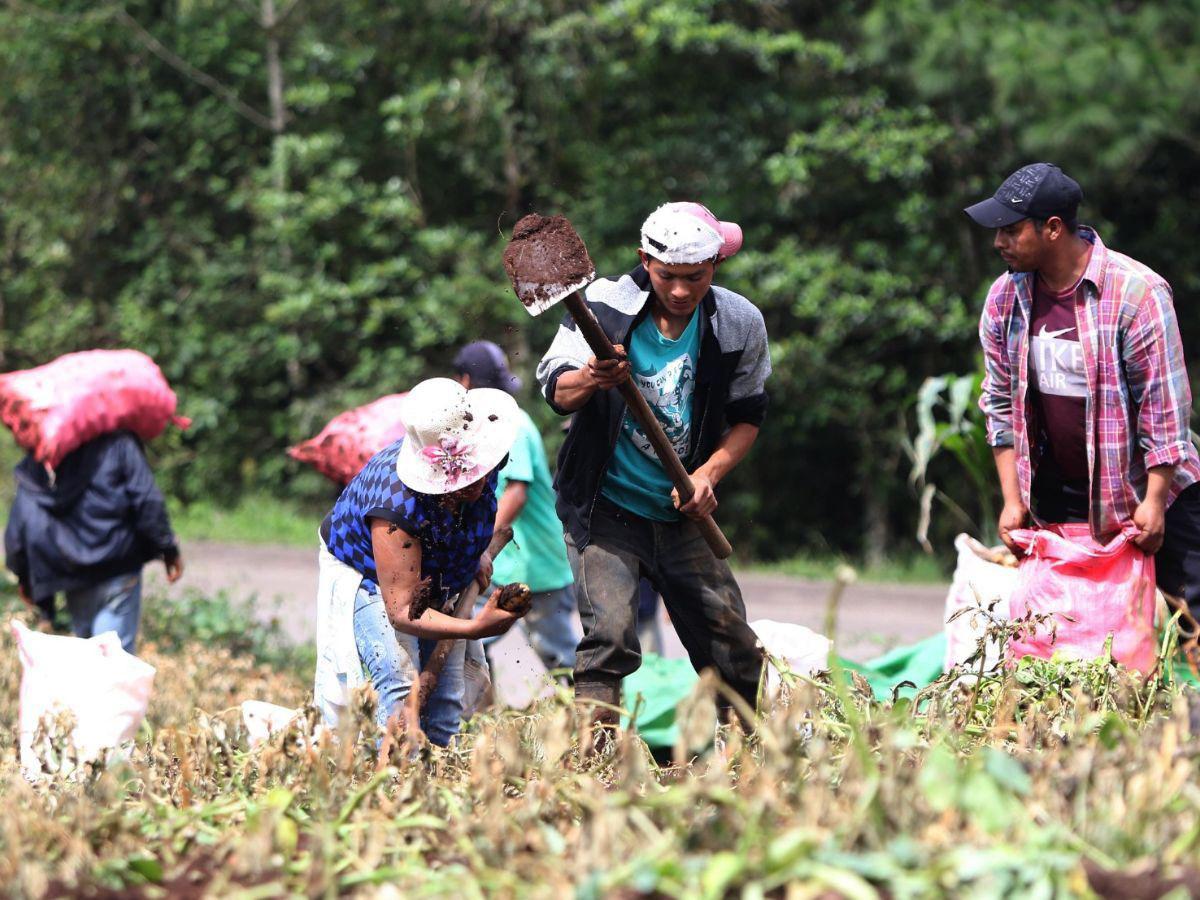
[4,430,183,653]
[536,201,770,728]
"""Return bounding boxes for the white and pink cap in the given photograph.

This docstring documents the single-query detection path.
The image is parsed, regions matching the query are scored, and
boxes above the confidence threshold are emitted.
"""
[640,202,743,265]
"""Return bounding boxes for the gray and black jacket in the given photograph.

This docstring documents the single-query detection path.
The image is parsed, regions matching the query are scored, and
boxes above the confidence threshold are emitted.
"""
[536,264,771,549]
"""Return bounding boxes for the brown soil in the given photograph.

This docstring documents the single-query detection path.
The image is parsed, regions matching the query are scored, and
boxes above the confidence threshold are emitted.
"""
[1083,859,1200,899]
[503,213,595,309]
[495,581,533,615]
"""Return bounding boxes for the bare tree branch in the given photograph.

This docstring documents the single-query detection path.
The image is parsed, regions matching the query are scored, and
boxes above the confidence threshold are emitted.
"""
[114,7,275,132]
[277,0,303,24]
[260,0,287,134]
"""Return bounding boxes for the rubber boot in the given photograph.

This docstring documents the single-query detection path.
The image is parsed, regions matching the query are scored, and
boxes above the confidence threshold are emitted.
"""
[574,675,622,755]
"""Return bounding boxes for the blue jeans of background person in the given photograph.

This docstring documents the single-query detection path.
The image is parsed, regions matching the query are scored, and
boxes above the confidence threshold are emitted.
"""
[65,572,143,654]
[352,584,466,747]
[474,583,579,672]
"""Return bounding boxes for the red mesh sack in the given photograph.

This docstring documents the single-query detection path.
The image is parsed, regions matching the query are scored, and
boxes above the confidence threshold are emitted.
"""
[288,393,409,486]
[0,350,189,470]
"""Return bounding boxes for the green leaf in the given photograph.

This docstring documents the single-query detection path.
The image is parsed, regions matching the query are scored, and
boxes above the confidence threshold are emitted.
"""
[983,748,1031,795]
[126,857,163,884]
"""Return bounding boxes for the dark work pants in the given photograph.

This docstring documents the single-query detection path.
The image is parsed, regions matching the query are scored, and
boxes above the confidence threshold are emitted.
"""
[1157,482,1200,620]
[566,498,764,708]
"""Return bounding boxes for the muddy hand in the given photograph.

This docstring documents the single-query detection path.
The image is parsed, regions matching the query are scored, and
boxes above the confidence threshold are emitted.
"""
[997,501,1028,558]
[587,344,630,390]
[674,472,717,519]
[1132,496,1166,554]
[474,550,494,591]
[494,582,533,617]
[472,588,521,638]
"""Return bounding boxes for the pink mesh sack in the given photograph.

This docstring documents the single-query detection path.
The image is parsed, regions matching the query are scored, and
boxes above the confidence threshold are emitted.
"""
[0,350,189,470]
[288,393,408,486]
[1007,524,1157,673]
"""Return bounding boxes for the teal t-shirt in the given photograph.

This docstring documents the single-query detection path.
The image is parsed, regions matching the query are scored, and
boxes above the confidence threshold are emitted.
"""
[491,409,574,592]
[601,308,701,521]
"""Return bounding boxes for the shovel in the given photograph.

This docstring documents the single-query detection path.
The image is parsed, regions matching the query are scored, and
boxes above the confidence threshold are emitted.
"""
[405,525,516,731]
[503,213,733,560]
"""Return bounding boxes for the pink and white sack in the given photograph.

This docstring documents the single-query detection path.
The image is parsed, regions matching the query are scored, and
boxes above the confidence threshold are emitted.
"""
[1007,524,1157,673]
[0,349,188,470]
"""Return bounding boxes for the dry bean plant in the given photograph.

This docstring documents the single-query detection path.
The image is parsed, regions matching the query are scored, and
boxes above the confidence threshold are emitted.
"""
[1,594,1199,899]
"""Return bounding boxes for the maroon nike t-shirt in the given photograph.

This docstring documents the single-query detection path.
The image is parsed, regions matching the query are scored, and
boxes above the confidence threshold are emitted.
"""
[1029,275,1088,481]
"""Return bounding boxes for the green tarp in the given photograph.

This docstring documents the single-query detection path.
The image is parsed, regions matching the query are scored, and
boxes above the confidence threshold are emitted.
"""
[623,633,1200,748]
[842,634,948,701]
[624,635,950,748]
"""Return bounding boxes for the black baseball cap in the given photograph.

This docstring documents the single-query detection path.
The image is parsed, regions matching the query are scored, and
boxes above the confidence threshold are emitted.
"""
[454,341,522,395]
[964,163,1083,228]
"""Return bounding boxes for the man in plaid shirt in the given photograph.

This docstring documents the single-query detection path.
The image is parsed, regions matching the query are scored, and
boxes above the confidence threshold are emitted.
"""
[968,163,1200,615]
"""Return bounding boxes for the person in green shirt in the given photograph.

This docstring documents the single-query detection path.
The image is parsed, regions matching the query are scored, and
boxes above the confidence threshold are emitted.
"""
[454,342,580,675]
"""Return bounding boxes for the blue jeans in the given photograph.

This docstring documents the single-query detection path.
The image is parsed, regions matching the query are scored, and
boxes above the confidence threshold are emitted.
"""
[352,584,466,747]
[65,572,143,654]
[474,583,579,671]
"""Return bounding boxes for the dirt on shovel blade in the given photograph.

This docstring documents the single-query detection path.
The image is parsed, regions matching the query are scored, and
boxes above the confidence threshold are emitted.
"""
[503,214,595,310]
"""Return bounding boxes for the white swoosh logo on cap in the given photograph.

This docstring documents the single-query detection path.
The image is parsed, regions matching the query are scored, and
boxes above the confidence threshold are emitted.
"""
[1037,325,1074,340]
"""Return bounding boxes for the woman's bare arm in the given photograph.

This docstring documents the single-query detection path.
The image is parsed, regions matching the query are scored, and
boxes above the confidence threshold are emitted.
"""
[370,519,516,639]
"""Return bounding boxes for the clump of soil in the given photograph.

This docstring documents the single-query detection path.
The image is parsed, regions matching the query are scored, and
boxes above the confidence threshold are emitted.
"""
[503,214,595,310]
[495,581,533,615]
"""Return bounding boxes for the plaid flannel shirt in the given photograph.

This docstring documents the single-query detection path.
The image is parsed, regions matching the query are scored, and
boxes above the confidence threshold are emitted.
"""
[979,226,1200,539]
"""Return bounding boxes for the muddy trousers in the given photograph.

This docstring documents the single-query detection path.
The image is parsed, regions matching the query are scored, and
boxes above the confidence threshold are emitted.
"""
[567,498,764,714]
[352,585,466,747]
[1157,482,1200,621]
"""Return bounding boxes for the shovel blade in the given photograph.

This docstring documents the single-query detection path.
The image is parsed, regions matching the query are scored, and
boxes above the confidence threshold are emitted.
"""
[503,213,596,316]
[516,277,592,316]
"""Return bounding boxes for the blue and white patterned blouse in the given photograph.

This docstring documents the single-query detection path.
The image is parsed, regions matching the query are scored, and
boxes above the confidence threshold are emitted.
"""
[321,439,498,605]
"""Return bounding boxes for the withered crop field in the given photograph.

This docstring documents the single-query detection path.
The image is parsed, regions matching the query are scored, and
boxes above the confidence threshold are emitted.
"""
[1,589,1199,899]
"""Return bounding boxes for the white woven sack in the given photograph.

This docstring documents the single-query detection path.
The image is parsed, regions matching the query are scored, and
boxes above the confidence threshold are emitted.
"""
[12,619,155,778]
[750,619,832,698]
[943,534,1018,673]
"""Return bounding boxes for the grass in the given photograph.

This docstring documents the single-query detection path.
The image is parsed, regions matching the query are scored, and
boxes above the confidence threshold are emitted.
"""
[3,577,1200,896]
[167,494,324,547]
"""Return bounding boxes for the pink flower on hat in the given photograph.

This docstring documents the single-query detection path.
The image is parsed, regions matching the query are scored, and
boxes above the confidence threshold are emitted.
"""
[395,377,519,495]
[419,437,481,488]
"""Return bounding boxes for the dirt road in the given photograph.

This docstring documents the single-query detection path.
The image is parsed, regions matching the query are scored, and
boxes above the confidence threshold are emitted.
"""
[149,540,948,664]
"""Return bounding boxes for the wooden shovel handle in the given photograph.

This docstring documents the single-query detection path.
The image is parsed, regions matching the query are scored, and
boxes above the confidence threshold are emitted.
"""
[563,292,733,560]
[407,525,515,725]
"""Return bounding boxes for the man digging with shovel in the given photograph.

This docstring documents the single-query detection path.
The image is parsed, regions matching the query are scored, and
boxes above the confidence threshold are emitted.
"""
[506,202,770,737]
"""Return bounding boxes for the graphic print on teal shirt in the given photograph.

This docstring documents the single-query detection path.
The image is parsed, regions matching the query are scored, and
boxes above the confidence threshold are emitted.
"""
[601,308,701,521]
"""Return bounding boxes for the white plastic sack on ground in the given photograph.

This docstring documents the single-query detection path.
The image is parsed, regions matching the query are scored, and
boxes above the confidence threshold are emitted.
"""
[240,700,308,746]
[943,534,1018,673]
[12,619,155,778]
[750,619,832,698]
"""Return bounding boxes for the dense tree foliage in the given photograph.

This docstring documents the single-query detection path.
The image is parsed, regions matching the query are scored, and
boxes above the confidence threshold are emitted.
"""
[3,0,1199,562]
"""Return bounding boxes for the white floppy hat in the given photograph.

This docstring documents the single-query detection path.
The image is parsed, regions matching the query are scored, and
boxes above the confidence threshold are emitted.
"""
[640,201,744,265]
[395,378,519,495]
